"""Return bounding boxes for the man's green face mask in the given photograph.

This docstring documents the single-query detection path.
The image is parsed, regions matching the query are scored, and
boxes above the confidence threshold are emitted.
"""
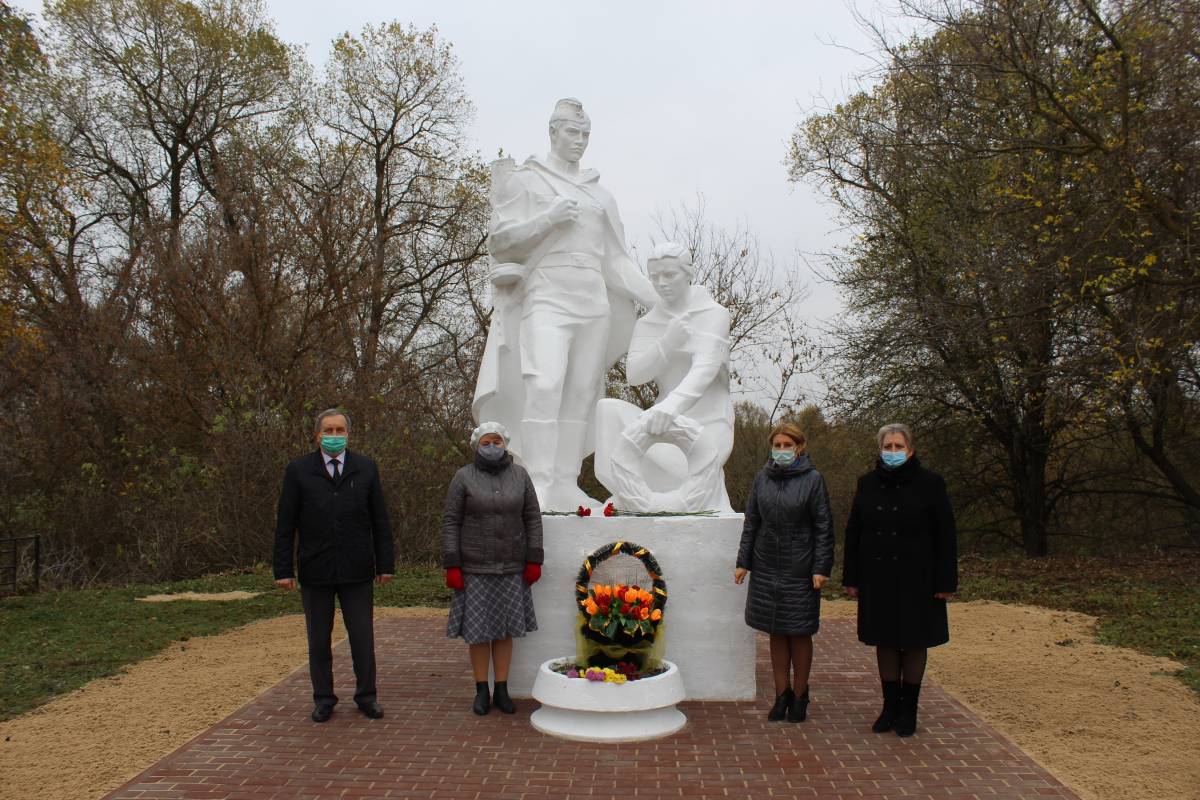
[320,435,347,455]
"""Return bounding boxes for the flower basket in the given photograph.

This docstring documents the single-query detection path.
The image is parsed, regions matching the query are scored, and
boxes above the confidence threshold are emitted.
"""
[574,540,667,670]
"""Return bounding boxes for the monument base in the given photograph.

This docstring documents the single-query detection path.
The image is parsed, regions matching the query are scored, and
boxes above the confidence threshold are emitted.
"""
[529,657,686,742]
[511,513,755,701]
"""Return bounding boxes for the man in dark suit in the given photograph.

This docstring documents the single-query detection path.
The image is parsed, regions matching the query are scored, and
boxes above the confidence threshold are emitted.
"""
[274,408,395,722]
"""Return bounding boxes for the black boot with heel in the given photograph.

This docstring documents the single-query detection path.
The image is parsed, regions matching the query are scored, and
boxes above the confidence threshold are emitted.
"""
[872,680,902,732]
[893,682,921,737]
[767,687,794,721]
[787,687,810,722]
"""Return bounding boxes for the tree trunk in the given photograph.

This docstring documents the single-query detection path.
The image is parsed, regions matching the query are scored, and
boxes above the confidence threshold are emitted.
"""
[1011,424,1051,557]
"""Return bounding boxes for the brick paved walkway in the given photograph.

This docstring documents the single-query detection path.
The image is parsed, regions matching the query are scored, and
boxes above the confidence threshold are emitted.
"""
[105,617,1079,799]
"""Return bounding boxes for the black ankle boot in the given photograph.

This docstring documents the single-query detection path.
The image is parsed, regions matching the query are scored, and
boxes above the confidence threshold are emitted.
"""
[767,687,794,721]
[787,686,810,722]
[894,682,921,737]
[872,680,902,732]
[472,681,490,716]
[492,681,516,714]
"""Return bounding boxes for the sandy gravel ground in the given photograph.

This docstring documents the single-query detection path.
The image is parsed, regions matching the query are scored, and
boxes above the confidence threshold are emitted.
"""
[0,607,444,800]
[1,602,1197,800]
[136,591,263,602]
[927,600,1200,800]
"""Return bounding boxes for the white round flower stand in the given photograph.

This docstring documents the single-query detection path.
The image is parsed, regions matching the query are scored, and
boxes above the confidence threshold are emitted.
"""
[529,657,686,742]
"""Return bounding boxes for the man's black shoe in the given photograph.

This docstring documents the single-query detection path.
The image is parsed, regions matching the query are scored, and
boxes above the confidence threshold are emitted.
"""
[311,704,334,723]
[357,700,384,719]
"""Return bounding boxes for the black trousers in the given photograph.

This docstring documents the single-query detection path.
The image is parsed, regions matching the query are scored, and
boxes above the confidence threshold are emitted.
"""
[301,580,376,707]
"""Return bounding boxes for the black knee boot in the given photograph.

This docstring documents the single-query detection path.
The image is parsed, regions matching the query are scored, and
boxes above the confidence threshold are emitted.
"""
[767,687,794,721]
[787,686,810,722]
[492,680,516,714]
[472,681,490,715]
[872,680,902,732]
[894,682,921,737]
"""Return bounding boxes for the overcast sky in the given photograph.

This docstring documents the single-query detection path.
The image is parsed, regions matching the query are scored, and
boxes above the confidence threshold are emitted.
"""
[14,0,902,404]
[266,1,886,311]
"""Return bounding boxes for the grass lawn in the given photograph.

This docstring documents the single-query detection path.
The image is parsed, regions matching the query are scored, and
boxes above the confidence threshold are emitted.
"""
[0,566,448,721]
[953,551,1200,693]
[3,553,1197,721]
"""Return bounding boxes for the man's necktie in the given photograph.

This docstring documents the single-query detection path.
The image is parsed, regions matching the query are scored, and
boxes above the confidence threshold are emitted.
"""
[332,459,341,479]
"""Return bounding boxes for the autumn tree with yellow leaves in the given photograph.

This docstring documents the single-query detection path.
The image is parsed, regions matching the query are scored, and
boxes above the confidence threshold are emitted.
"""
[0,1,490,583]
[790,0,1200,555]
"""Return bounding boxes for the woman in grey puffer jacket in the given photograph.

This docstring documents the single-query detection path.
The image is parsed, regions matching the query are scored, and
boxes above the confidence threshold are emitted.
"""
[443,421,543,716]
[735,421,834,723]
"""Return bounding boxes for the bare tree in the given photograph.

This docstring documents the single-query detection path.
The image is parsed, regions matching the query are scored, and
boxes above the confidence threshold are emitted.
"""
[304,22,489,402]
[647,196,815,419]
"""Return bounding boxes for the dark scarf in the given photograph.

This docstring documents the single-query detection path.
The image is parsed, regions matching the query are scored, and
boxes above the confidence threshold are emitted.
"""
[875,453,921,486]
[474,449,513,474]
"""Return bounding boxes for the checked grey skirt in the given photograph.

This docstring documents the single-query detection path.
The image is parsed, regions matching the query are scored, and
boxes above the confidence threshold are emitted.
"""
[447,572,538,645]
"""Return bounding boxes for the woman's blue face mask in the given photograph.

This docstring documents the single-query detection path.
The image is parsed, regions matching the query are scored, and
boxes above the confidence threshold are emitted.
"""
[881,450,908,468]
[771,448,796,465]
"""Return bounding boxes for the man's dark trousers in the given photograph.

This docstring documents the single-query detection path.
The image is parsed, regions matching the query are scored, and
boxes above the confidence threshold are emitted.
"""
[301,580,376,707]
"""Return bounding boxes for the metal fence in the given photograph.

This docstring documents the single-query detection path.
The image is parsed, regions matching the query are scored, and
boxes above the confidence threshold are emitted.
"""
[0,535,40,595]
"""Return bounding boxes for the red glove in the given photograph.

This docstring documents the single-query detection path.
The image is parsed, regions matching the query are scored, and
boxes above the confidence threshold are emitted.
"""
[523,562,542,585]
[445,567,464,590]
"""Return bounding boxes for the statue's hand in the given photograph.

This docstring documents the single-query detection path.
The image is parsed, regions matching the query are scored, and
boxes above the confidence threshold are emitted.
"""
[663,316,695,348]
[546,196,579,226]
[641,405,675,436]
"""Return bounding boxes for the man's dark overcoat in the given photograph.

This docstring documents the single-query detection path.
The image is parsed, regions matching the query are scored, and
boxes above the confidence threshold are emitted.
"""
[736,454,835,636]
[842,455,958,648]
[273,450,395,585]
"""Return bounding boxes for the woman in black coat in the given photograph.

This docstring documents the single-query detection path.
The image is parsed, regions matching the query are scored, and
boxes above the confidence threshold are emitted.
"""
[842,423,957,737]
[735,422,834,723]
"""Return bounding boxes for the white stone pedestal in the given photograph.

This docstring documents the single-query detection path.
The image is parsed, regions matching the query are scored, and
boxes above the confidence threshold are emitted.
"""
[510,513,755,701]
[529,657,686,742]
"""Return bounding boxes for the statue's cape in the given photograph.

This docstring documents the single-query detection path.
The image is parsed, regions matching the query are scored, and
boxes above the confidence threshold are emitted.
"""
[472,156,655,459]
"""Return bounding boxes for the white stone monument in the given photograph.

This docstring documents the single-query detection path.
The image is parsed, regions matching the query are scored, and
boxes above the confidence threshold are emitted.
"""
[472,99,755,723]
[512,515,756,703]
[473,98,657,512]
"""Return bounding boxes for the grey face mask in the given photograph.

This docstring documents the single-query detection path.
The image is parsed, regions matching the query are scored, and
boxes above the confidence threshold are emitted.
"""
[478,443,506,461]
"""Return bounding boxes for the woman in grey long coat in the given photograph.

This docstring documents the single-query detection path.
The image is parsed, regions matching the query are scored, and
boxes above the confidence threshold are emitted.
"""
[443,421,543,716]
[735,421,835,722]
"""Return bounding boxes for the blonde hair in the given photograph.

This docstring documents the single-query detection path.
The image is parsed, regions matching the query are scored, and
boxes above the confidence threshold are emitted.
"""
[768,421,807,453]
